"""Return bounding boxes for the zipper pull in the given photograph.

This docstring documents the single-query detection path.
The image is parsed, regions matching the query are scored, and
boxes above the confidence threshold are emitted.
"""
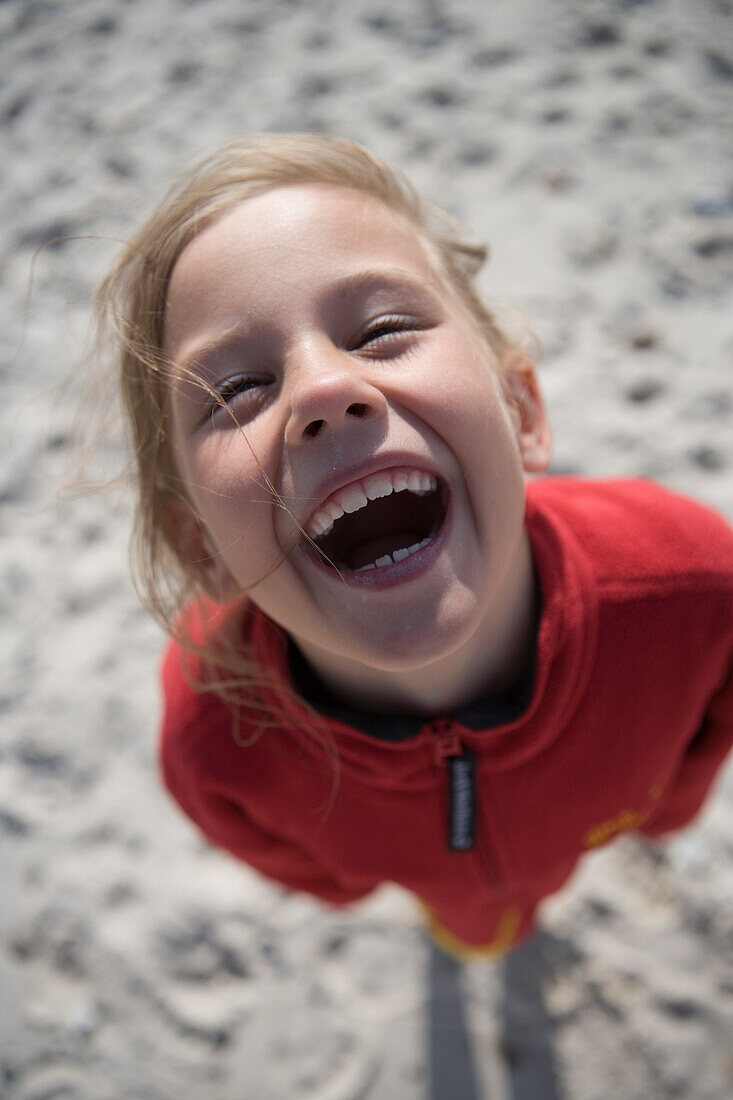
[428,720,476,852]
[430,718,463,764]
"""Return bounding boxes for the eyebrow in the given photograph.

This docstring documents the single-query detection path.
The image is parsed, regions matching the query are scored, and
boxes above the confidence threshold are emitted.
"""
[172,267,440,381]
[329,267,440,299]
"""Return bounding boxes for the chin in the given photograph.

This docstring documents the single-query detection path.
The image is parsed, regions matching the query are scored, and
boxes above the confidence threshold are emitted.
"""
[339,602,484,672]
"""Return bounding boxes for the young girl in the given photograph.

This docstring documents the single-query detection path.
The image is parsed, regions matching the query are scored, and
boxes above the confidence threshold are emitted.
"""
[95,134,733,960]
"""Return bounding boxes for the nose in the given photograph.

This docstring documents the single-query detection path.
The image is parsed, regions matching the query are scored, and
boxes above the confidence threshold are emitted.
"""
[284,350,388,445]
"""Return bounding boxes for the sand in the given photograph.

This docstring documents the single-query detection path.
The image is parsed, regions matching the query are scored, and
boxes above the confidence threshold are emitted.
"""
[2,0,732,1096]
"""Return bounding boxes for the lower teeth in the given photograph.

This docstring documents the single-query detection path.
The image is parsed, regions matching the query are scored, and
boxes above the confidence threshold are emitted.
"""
[354,537,432,572]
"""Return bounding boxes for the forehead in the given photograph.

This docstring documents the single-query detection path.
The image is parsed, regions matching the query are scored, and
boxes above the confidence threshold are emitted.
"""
[163,185,445,347]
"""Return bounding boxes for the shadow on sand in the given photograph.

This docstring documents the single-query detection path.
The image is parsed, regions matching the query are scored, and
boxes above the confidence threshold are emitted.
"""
[428,930,564,1099]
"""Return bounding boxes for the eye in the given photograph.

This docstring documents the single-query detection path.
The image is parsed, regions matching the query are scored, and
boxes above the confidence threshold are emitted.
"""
[357,315,420,349]
[217,376,260,402]
[207,375,270,422]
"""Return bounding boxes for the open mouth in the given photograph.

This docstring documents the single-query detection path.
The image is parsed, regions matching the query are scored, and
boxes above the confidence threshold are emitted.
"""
[305,466,448,573]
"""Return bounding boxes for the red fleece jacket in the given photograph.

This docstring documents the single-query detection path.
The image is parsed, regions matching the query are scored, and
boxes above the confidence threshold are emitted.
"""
[159,479,733,958]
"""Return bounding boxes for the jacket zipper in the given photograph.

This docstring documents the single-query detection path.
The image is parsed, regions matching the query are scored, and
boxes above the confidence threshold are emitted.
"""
[428,718,503,889]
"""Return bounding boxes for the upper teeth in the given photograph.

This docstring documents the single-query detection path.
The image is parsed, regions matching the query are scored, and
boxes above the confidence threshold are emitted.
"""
[307,468,438,540]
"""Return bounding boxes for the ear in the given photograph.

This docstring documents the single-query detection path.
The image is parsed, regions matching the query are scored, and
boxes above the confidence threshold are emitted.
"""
[499,350,552,473]
[159,492,240,603]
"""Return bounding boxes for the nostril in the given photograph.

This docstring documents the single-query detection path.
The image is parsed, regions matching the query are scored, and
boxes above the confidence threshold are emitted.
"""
[304,418,324,438]
[302,404,369,439]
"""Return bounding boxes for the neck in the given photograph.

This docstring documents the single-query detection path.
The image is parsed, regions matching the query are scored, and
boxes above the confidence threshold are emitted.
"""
[294,532,539,717]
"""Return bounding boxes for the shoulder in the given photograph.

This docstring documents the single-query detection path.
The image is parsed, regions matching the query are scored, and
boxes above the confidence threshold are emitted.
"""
[526,476,733,591]
[157,599,277,802]
[157,597,301,800]
[159,633,230,744]
[158,635,237,807]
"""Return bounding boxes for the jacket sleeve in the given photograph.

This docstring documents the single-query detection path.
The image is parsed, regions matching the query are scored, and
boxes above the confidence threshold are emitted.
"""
[176,782,378,905]
[637,660,733,838]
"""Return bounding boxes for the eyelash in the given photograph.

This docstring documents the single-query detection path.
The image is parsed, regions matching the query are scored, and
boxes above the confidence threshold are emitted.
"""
[207,376,268,420]
[358,315,418,347]
[216,377,260,402]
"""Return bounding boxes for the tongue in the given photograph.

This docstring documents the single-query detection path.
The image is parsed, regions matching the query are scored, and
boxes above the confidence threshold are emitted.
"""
[346,533,423,571]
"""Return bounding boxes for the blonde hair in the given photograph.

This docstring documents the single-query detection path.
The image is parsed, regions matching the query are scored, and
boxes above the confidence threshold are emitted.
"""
[91,133,517,747]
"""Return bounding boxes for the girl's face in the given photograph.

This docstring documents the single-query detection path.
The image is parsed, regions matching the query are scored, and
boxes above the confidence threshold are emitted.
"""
[164,184,550,675]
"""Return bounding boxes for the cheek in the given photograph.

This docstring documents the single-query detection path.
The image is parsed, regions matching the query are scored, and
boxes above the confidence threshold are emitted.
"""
[175,435,261,537]
[191,424,263,488]
[421,350,515,443]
